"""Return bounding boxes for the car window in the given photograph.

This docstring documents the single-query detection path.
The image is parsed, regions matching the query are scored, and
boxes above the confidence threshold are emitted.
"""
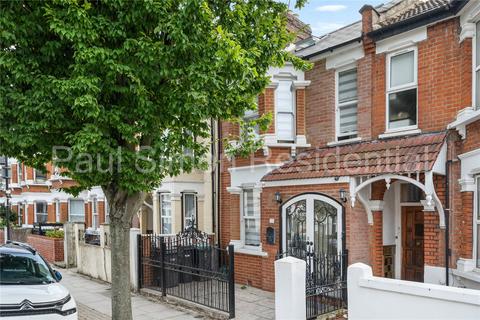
[0,252,56,285]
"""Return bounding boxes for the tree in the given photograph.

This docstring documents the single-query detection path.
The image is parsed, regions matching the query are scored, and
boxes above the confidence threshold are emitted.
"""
[0,1,308,319]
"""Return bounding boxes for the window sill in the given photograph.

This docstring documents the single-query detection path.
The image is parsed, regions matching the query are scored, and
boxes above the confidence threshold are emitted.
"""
[327,137,362,147]
[229,240,268,257]
[265,141,311,148]
[379,128,421,139]
[234,247,268,257]
[452,269,480,284]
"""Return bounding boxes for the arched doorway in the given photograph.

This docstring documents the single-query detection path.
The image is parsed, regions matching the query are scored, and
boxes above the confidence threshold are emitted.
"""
[281,193,344,257]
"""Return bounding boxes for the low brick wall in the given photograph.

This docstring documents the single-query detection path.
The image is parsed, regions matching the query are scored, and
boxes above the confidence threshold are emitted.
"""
[0,229,64,263]
[27,234,64,263]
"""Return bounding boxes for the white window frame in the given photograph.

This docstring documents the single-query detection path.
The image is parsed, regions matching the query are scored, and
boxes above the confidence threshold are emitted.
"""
[335,65,358,141]
[17,163,23,182]
[54,199,61,223]
[475,176,480,270]
[386,47,418,133]
[105,199,110,224]
[92,198,99,230]
[473,21,480,110]
[68,198,85,223]
[34,168,47,183]
[240,187,261,250]
[34,201,48,223]
[159,193,172,234]
[17,204,23,225]
[182,192,197,229]
[275,79,296,142]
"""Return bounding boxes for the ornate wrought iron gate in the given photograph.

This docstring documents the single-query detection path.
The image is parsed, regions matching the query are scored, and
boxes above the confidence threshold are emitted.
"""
[277,244,348,319]
[138,228,235,318]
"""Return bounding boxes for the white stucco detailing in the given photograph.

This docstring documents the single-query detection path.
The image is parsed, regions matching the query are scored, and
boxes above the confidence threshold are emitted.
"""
[325,45,364,70]
[376,27,427,54]
[228,164,282,189]
[458,148,480,192]
[448,107,480,139]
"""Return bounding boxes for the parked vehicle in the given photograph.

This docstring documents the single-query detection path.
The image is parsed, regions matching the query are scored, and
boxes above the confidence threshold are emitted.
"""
[0,241,77,319]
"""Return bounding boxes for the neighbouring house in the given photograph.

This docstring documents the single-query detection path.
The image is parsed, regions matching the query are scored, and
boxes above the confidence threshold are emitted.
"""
[219,0,480,292]
[0,160,107,231]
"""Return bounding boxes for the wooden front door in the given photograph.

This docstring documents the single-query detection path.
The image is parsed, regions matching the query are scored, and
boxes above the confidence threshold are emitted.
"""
[402,206,424,282]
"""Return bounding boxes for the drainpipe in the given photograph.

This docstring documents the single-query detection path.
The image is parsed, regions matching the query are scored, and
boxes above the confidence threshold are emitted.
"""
[445,159,453,286]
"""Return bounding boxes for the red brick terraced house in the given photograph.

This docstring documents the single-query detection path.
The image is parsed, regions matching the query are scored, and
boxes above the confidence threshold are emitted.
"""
[0,160,108,231]
[219,0,480,292]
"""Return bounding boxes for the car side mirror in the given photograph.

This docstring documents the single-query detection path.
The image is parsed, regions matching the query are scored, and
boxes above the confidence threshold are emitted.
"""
[54,270,62,282]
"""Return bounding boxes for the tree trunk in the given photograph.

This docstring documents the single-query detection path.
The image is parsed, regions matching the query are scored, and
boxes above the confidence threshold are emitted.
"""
[105,189,146,320]
[110,219,133,320]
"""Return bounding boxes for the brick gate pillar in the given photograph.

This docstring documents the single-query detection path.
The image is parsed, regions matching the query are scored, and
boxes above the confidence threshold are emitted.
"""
[371,211,383,276]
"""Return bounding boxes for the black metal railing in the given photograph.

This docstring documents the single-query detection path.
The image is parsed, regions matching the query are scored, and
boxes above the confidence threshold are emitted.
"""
[138,229,235,318]
[277,245,348,319]
[32,223,63,236]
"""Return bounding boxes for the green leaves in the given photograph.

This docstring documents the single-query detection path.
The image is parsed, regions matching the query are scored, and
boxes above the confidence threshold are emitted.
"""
[0,0,308,195]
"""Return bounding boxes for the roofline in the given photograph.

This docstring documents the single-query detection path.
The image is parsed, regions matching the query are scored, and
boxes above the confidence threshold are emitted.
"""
[299,37,362,60]
[368,0,468,41]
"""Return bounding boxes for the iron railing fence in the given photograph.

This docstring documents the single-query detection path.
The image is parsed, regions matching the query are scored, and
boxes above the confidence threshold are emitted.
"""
[138,230,235,318]
[277,245,348,319]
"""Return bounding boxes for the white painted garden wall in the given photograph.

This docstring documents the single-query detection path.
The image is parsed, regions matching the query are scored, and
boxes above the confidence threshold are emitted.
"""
[73,223,140,290]
[348,263,480,319]
[275,257,306,320]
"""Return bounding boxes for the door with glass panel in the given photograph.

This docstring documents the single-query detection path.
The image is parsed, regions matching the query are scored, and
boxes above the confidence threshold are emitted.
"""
[282,194,342,258]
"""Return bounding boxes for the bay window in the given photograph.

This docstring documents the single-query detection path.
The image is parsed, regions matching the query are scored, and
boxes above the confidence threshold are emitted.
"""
[69,199,85,223]
[160,193,172,234]
[276,80,295,142]
[182,193,196,229]
[387,49,417,131]
[35,201,47,223]
[336,68,358,141]
[476,176,480,268]
[242,188,260,247]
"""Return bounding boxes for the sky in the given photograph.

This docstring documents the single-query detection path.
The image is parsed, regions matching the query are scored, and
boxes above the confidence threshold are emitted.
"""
[281,0,386,36]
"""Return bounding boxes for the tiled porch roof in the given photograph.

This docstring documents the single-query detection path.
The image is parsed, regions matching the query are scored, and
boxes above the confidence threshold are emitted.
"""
[262,132,447,182]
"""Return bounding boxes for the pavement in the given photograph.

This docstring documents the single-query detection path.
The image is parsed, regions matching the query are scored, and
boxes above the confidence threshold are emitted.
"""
[60,269,201,320]
[60,269,275,320]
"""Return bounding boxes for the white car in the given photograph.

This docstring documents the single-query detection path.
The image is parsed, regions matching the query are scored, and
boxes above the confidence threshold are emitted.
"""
[0,241,78,319]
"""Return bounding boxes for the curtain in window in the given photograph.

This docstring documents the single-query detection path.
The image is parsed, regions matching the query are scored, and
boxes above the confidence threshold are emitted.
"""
[69,199,85,222]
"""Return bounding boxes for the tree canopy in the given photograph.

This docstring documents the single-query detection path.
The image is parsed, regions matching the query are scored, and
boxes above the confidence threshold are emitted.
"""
[0,0,308,194]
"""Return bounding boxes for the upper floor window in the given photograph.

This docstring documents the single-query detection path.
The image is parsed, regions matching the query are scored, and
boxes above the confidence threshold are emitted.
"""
[242,188,260,247]
[34,169,47,183]
[387,48,418,131]
[276,80,295,142]
[336,68,358,141]
[475,22,480,109]
[69,199,85,223]
[243,106,260,137]
[35,201,47,223]
[182,193,196,229]
[17,163,23,182]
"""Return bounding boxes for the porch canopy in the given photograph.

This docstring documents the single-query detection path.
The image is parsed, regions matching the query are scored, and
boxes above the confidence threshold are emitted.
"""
[262,131,448,228]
